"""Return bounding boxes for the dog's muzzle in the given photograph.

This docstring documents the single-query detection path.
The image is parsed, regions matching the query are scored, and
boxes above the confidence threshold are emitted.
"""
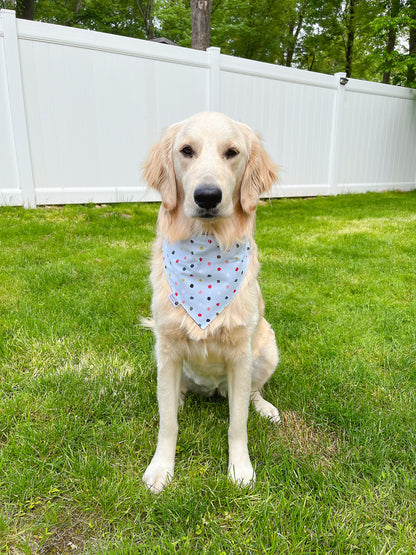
[193,185,222,217]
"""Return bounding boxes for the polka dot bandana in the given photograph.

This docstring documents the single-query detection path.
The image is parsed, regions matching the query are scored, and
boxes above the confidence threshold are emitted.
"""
[162,235,251,329]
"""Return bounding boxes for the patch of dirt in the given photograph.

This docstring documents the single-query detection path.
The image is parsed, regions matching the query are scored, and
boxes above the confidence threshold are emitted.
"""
[274,410,341,468]
[37,525,90,555]
[9,518,98,555]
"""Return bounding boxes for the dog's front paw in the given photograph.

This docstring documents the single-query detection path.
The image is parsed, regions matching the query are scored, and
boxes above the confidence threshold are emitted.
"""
[143,462,174,494]
[228,461,256,488]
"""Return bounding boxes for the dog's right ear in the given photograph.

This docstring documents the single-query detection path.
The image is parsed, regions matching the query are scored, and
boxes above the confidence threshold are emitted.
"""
[143,123,181,211]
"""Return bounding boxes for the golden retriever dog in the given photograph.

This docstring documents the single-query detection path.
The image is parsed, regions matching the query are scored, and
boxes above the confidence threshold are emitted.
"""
[142,112,280,493]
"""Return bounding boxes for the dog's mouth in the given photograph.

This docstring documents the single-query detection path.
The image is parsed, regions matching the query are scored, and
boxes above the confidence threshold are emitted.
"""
[194,208,222,220]
[197,210,218,219]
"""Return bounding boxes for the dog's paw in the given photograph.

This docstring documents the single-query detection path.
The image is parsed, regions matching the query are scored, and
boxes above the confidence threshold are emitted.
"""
[228,461,256,488]
[252,395,281,424]
[143,463,173,494]
[259,400,281,423]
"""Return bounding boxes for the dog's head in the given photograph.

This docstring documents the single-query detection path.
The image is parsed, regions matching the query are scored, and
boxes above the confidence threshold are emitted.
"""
[143,112,277,219]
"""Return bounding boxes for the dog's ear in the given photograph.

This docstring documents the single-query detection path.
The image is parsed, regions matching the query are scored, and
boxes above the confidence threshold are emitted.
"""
[143,123,181,211]
[239,127,277,214]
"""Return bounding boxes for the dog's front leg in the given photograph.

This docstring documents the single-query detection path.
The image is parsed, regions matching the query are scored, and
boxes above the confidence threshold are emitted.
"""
[143,349,182,493]
[227,351,256,487]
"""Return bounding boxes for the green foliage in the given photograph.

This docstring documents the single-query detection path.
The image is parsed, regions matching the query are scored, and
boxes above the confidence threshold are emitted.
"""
[210,0,286,63]
[0,193,416,552]
[1,0,414,85]
[154,0,192,46]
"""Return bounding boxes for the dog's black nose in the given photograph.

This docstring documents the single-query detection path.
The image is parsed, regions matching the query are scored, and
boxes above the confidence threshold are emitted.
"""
[194,185,222,210]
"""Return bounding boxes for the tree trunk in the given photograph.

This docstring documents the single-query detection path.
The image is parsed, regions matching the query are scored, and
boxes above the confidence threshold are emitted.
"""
[15,0,34,20]
[408,0,416,86]
[191,0,213,50]
[285,12,304,67]
[345,0,356,78]
[382,0,401,84]
[65,0,83,27]
[382,28,396,83]
[136,0,155,40]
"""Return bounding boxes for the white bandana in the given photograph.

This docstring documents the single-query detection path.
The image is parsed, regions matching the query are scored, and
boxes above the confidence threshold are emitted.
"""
[163,235,251,329]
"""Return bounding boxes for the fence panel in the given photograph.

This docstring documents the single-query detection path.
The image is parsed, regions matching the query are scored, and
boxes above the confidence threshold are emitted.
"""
[14,16,209,205]
[0,9,415,207]
[0,24,21,205]
[337,81,416,193]
[219,55,338,197]
[1,9,36,207]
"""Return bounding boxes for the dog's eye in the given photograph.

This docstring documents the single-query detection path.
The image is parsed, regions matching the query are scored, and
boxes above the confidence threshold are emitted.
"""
[225,148,239,159]
[180,145,194,158]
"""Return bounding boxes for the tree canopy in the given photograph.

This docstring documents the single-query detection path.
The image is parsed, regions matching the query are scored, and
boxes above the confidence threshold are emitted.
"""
[2,0,415,86]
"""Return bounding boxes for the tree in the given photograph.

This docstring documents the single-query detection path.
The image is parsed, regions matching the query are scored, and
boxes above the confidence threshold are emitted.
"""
[1,0,413,86]
[210,0,290,63]
[15,0,34,19]
[191,0,213,50]
[408,0,416,85]
[153,0,192,46]
[366,0,415,86]
[135,0,154,39]
[382,0,402,82]
[65,0,83,26]
[284,1,307,67]
[344,0,357,77]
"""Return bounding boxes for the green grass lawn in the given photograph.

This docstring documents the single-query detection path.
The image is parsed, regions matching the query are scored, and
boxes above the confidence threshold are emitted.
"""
[1,192,415,554]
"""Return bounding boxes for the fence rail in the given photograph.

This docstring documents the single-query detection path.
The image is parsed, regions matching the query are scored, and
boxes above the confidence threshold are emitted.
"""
[1,9,415,208]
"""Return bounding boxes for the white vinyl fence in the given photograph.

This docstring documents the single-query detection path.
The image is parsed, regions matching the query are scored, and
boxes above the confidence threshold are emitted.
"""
[1,9,415,208]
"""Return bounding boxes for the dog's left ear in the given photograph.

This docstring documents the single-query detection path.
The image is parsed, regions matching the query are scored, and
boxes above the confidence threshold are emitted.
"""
[239,127,278,214]
[143,123,181,211]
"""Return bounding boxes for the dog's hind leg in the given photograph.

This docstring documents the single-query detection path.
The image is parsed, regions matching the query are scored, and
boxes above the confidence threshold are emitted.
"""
[250,319,281,424]
[250,390,281,423]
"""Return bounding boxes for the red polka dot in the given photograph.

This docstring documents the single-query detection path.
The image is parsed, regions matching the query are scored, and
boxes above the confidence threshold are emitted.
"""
[235,267,239,271]
[217,267,221,271]
[208,284,212,289]
[198,313,202,317]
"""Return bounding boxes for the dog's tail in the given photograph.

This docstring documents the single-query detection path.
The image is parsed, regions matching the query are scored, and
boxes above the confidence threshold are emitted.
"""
[140,317,154,330]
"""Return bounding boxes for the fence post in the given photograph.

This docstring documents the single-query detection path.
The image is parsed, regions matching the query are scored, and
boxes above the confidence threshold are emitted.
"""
[1,9,36,208]
[328,72,348,196]
[207,46,221,112]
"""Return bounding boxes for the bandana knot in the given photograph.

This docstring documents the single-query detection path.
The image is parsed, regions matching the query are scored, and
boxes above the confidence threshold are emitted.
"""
[162,235,251,329]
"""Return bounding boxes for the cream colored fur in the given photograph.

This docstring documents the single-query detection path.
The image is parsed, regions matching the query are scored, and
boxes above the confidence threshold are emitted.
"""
[142,112,280,493]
